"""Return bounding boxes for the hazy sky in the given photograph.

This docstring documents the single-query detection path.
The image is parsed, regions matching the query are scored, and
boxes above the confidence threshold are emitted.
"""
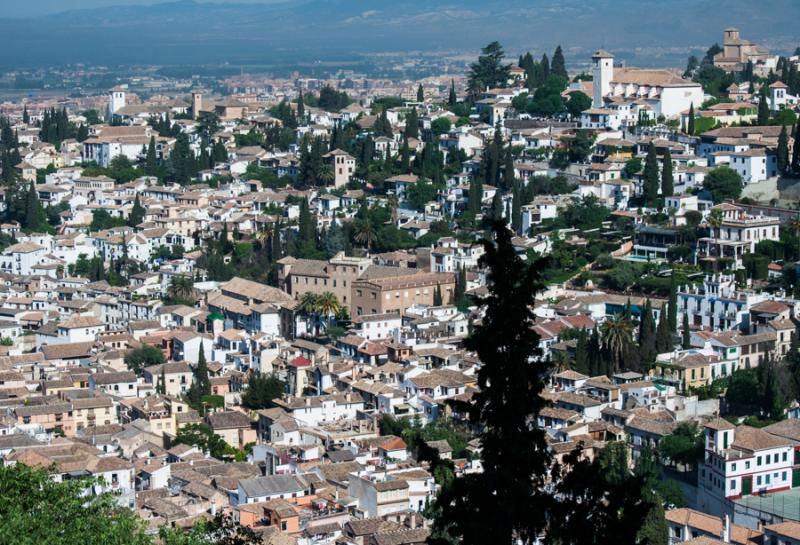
[3,0,285,18]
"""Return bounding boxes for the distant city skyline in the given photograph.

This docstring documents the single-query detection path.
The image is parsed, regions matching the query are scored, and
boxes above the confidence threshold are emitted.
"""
[3,0,286,18]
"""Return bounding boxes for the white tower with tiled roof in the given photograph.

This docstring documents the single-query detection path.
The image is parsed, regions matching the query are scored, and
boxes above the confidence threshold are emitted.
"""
[591,50,614,108]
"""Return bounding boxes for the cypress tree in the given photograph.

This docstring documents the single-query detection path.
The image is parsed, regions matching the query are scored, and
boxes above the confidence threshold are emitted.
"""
[297,91,305,121]
[129,194,145,228]
[642,142,660,205]
[655,303,673,353]
[587,328,603,377]
[687,103,695,135]
[793,122,800,174]
[157,365,166,395]
[661,148,673,198]
[502,145,515,192]
[551,45,568,79]
[434,220,552,545]
[490,190,504,221]
[668,273,678,334]
[757,94,769,125]
[540,54,550,80]
[22,106,29,125]
[511,180,522,234]
[639,300,656,365]
[433,285,443,306]
[417,84,424,102]
[145,136,158,176]
[448,80,457,106]
[195,344,210,397]
[405,107,419,139]
[574,328,589,375]
[682,313,691,349]
[777,125,789,174]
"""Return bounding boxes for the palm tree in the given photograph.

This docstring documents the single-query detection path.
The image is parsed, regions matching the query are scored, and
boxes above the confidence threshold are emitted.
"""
[601,314,634,373]
[297,292,320,337]
[551,350,571,373]
[318,165,335,187]
[168,275,195,303]
[707,207,723,239]
[354,219,377,251]
[316,291,342,336]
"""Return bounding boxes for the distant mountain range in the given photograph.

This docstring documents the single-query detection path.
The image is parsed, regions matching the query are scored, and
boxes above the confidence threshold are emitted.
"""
[0,0,798,68]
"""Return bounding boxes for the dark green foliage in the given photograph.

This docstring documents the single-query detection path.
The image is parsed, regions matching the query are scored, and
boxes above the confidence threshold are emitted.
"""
[448,80,457,106]
[187,345,211,407]
[129,194,145,227]
[431,117,451,136]
[90,209,127,231]
[758,94,769,125]
[433,285,443,306]
[655,303,673,353]
[661,148,674,198]
[174,423,229,459]
[526,75,568,116]
[549,443,664,545]
[145,136,158,176]
[317,85,352,112]
[433,221,551,545]
[551,45,568,79]
[39,107,78,146]
[0,463,150,545]
[468,41,512,97]
[417,84,424,102]
[566,91,592,118]
[687,103,695,135]
[778,125,789,173]
[241,373,286,410]
[660,422,704,468]
[643,142,660,205]
[704,166,743,203]
[639,300,657,365]
[171,132,197,185]
[5,182,48,232]
[406,179,439,211]
[124,344,166,376]
[404,107,419,139]
[373,111,393,138]
[682,313,691,349]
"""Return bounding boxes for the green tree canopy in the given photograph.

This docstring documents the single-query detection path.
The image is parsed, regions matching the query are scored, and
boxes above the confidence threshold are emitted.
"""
[704,166,743,203]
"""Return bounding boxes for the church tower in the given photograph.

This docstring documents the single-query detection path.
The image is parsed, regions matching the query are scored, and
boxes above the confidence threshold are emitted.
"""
[591,50,614,108]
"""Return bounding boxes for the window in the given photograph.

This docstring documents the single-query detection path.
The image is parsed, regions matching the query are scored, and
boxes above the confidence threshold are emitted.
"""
[745,461,750,469]
[757,456,762,466]
[730,479,735,489]
[757,476,762,485]
[783,452,788,462]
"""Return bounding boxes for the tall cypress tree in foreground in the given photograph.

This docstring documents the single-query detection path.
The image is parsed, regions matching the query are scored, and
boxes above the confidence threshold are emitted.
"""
[757,94,769,125]
[668,272,678,334]
[687,103,695,135]
[434,221,553,545]
[778,125,789,174]
[551,45,568,79]
[792,123,800,174]
[682,313,691,349]
[643,142,660,205]
[145,136,158,176]
[661,148,673,198]
[655,303,673,353]
[639,299,657,365]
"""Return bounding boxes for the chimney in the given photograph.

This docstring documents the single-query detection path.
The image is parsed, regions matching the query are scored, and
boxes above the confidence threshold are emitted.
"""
[721,514,730,543]
[345,393,352,402]
[210,499,217,516]
[305,397,311,406]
